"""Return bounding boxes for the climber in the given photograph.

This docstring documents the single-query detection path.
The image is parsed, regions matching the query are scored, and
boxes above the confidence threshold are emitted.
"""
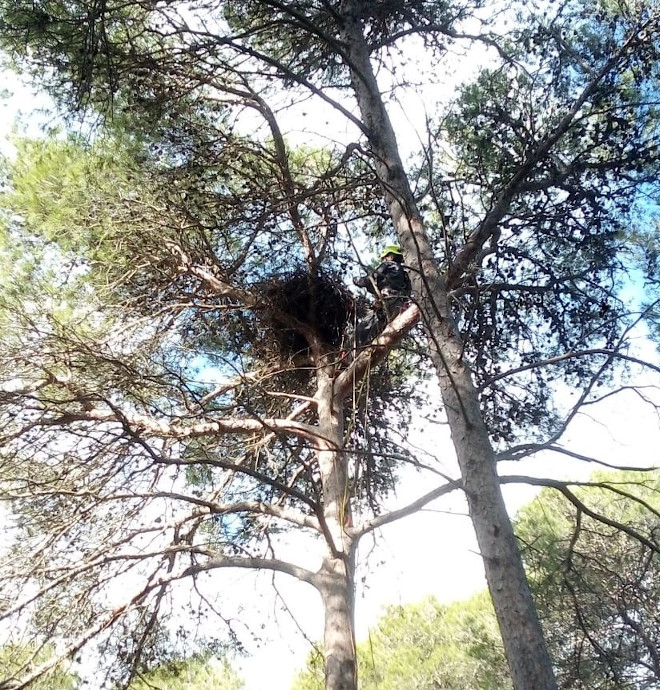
[352,245,412,348]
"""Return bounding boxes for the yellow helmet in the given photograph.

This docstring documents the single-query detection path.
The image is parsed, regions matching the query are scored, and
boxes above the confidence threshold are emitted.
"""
[380,245,403,260]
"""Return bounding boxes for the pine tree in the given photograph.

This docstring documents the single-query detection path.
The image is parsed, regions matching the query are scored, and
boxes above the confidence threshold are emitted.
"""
[1,2,660,689]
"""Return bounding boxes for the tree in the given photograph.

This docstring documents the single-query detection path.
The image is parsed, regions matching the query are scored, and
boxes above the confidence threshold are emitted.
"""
[293,593,510,690]
[516,470,660,689]
[0,105,430,690]
[0,643,77,690]
[127,654,244,690]
[295,470,660,690]
[1,1,660,690]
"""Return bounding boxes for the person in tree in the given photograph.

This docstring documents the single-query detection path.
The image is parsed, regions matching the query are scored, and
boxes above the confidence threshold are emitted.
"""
[352,245,412,347]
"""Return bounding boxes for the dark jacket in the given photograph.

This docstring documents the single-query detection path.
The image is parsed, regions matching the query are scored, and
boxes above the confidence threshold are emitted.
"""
[354,260,411,297]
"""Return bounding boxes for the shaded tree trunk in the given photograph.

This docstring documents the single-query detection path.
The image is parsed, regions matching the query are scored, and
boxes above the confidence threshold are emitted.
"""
[338,4,558,689]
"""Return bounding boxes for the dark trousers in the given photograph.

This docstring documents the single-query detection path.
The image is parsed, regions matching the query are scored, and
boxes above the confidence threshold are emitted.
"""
[354,296,410,347]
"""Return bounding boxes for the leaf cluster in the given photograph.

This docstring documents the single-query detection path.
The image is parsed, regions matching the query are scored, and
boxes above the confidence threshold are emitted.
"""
[517,471,660,689]
[126,652,245,690]
[0,643,77,690]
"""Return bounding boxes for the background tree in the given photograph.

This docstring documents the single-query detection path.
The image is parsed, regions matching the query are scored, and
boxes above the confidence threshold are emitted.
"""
[1,1,660,689]
[293,593,509,690]
[516,470,660,689]
[0,644,77,690]
[127,653,244,690]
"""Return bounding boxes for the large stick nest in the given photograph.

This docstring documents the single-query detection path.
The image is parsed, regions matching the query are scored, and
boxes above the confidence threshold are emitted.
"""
[258,267,354,360]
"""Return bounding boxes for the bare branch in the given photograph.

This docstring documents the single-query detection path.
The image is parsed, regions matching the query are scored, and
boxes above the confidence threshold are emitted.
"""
[352,476,462,538]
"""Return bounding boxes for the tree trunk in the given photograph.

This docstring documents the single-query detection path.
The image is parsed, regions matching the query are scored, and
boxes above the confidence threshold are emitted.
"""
[314,363,357,690]
[338,4,558,689]
[317,553,357,690]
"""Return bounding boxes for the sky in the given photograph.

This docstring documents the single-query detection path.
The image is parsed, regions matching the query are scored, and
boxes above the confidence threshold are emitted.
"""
[2,21,660,690]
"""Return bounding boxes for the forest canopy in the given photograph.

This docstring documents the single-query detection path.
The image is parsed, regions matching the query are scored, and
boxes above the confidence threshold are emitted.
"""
[1,1,660,689]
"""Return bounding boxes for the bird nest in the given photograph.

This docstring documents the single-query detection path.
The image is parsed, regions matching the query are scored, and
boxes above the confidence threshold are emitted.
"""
[258,268,354,361]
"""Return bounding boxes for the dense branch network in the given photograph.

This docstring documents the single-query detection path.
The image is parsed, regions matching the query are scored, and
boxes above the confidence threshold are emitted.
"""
[0,1,660,688]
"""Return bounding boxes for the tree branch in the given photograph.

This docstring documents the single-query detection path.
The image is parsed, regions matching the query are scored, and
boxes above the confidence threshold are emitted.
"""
[501,475,660,553]
[352,476,462,538]
[179,551,318,586]
[446,19,654,289]
[333,303,420,398]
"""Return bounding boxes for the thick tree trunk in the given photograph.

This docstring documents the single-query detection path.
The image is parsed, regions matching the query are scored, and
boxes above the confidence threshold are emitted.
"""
[314,364,357,690]
[338,5,558,689]
[317,554,357,690]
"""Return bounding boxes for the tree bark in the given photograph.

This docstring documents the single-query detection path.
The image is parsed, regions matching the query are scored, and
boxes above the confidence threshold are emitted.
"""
[338,4,558,689]
[317,554,357,690]
[314,363,357,690]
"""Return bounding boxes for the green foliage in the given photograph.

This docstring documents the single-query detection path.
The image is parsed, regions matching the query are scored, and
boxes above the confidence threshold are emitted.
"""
[0,643,77,689]
[0,132,151,317]
[127,654,244,690]
[0,0,156,114]
[293,593,510,690]
[3,134,140,242]
[516,471,660,689]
